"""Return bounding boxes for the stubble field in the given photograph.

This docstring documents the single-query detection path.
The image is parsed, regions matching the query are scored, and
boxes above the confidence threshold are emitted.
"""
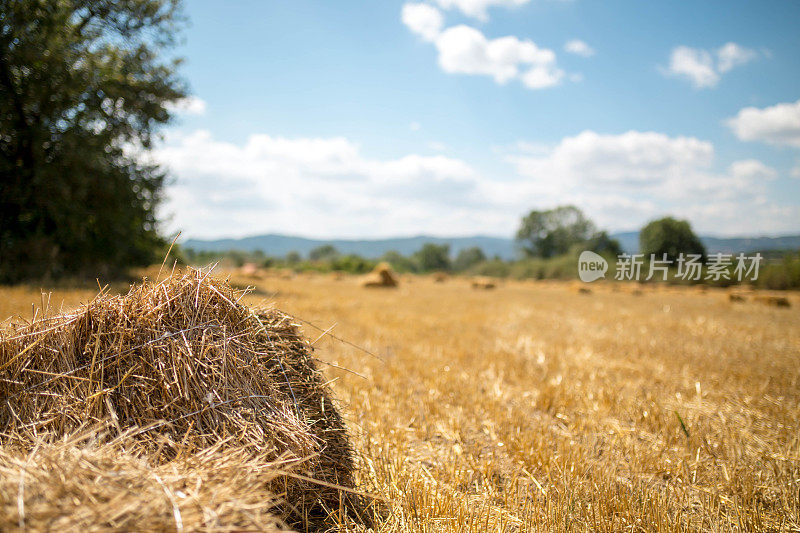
[1,272,798,532]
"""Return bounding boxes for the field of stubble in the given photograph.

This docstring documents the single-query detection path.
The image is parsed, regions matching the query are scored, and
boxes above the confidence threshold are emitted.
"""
[1,272,798,532]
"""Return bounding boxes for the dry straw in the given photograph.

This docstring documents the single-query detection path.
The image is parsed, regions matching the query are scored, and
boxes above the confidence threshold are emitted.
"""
[0,268,355,525]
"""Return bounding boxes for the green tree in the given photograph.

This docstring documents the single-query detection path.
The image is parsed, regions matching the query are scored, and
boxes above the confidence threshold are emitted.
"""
[308,244,339,262]
[639,217,706,262]
[516,206,596,258]
[379,250,417,273]
[453,246,486,271]
[285,251,302,265]
[0,0,186,281]
[581,231,623,256]
[413,243,451,272]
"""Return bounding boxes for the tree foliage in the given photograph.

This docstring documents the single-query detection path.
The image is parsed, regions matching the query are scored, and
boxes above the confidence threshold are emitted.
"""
[582,231,623,257]
[413,243,451,272]
[639,217,706,262]
[308,244,339,262]
[453,246,486,271]
[516,205,596,258]
[0,0,186,281]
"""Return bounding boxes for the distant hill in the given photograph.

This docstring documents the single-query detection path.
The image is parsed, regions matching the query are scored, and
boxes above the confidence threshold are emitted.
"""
[184,232,800,259]
[183,234,518,259]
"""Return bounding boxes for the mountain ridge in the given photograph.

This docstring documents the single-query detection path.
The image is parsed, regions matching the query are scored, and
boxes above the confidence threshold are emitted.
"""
[183,232,800,259]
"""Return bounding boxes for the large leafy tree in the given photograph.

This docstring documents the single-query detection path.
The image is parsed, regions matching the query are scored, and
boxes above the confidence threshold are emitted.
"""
[639,217,706,262]
[0,0,186,281]
[516,205,596,258]
[413,243,451,272]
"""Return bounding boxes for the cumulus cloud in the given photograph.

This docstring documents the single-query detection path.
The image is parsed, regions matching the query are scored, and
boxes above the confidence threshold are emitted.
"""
[728,159,777,181]
[152,128,798,240]
[166,96,207,115]
[401,3,443,42]
[403,5,565,89]
[154,130,487,238]
[436,26,562,87]
[665,43,759,88]
[726,99,800,148]
[433,0,529,21]
[716,42,758,73]
[564,39,594,57]
[501,130,793,234]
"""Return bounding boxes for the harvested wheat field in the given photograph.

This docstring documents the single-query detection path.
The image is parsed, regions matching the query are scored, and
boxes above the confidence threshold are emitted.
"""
[1,273,799,531]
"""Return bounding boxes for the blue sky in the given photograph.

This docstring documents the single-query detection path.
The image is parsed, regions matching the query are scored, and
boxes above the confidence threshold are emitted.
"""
[159,0,800,239]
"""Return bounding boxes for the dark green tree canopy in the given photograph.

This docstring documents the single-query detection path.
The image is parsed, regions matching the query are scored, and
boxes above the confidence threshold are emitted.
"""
[639,217,706,262]
[0,0,186,281]
[308,244,339,262]
[453,246,486,271]
[413,243,451,272]
[581,231,623,257]
[516,205,596,258]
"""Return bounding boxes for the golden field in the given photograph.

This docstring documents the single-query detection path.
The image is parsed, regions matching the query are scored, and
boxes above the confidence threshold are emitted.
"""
[1,271,799,532]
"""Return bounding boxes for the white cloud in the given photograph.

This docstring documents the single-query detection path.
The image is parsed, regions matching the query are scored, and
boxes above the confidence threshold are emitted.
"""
[401,3,443,42]
[665,43,759,88]
[433,0,529,21]
[502,130,794,234]
[154,130,487,238]
[402,4,565,89]
[666,46,719,88]
[410,121,422,131]
[716,42,757,73]
[153,128,798,240]
[434,25,563,88]
[564,39,594,57]
[166,96,207,115]
[728,159,777,181]
[726,99,800,148]
[792,165,800,179]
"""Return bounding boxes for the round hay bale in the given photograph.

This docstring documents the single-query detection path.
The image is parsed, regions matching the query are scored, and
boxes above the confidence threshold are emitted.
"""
[753,294,791,308]
[470,276,496,290]
[727,292,747,303]
[431,272,448,283]
[239,262,261,278]
[0,269,353,520]
[360,262,398,288]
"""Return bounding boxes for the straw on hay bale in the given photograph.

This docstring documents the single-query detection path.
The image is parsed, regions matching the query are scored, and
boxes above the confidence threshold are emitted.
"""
[0,431,291,531]
[470,277,496,290]
[0,269,354,522]
[360,262,398,288]
[753,294,791,308]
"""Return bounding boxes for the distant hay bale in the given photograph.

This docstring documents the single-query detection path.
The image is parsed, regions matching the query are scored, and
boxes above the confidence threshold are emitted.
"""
[360,262,398,288]
[728,292,747,303]
[754,294,791,308]
[0,269,354,520]
[239,262,261,278]
[432,272,448,283]
[470,276,496,290]
[331,270,345,281]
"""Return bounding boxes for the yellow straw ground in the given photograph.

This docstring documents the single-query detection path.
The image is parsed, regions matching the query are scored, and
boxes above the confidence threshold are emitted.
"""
[1,273,798,531]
